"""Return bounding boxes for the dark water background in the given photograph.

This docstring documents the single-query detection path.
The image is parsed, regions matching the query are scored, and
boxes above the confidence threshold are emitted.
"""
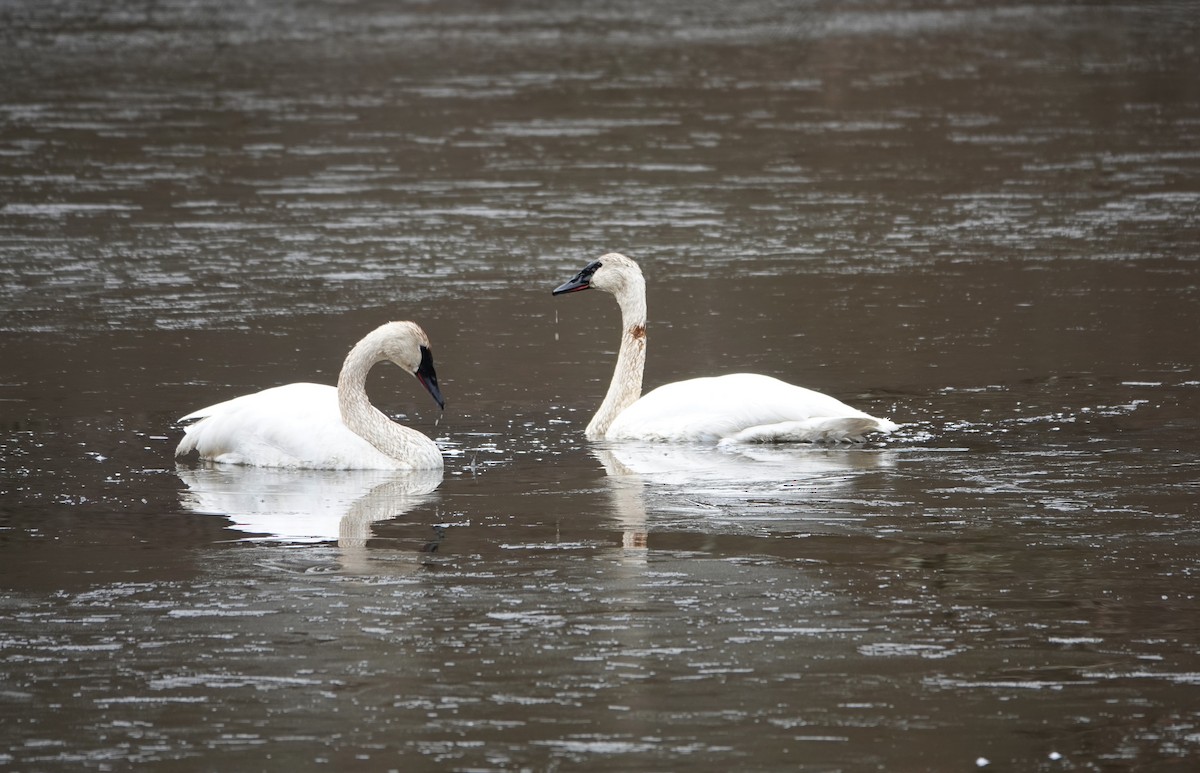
[2,1,1199,770]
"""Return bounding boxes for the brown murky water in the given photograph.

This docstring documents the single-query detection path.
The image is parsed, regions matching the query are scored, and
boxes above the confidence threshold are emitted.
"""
[3,1,1199,770]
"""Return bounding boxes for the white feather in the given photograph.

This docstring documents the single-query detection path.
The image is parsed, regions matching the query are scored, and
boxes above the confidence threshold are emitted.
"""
[556,254,898,444]
[608,373,898,443]
[175,322,444,470]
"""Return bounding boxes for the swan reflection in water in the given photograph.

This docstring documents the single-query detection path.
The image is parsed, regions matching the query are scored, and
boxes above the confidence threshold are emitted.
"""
[593,443,897,552]
[176,465,443,560]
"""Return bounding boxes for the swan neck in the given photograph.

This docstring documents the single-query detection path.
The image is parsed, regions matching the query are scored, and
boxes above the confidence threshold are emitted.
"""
[587,282,647,439]
[337,340,442,468]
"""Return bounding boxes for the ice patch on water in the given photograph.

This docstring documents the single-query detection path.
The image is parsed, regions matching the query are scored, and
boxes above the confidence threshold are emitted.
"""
[536,739,657,754]
[489,693,561,706]
[149,674,321,690]
[1095,399,1149,415]
[924,677,1090,690]
[1082,670,1200,685]
[748,626,870,635]
[94,695,209,706]
[858,642,964,659]
[1048,636,1103,645]
[166,608,276,618]
[486,611,567,627]
[3,203,141,216]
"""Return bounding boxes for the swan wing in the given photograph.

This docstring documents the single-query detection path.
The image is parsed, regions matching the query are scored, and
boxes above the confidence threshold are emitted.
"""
[607,373,897,443]
[175,383,397,469]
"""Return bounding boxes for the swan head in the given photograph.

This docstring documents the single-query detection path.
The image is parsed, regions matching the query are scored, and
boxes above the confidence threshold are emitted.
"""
[553,252,644,298]
[365,321,445,410]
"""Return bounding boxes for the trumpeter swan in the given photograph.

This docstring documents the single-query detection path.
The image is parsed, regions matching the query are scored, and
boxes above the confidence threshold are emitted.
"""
[175,321,445,470]
[553,253,897,444]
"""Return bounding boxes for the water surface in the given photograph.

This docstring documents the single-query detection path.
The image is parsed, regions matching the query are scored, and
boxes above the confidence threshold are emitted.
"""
[2,1,1199,770]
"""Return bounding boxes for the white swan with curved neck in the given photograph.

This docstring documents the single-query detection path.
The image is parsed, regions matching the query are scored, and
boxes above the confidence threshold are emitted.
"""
[175,321,445,470]
[553,253,898,444]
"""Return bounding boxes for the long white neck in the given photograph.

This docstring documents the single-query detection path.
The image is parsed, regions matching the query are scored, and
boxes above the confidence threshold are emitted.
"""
[586,277,647,439]
[337,339,443,470]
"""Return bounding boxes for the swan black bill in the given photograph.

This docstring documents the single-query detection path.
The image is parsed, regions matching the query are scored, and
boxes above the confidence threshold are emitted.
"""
[552,260,602,295]
[416,345,445,409]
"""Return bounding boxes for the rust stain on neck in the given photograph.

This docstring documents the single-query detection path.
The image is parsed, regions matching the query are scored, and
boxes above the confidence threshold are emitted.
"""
[628,324,646,340]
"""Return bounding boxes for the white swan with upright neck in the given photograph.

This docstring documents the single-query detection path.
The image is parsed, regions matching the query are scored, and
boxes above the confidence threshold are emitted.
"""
[553,253,898,444]
[175,321,445,470]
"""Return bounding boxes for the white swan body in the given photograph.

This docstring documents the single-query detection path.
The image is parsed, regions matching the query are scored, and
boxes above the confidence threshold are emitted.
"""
[553,253,898,444]
[175,321,445,470]
[607,373,893,443]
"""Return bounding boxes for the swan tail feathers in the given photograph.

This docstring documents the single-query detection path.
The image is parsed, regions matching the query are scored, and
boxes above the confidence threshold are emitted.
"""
[174,403,225,460]
[177,407,211,424]
[174,425,202,460]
